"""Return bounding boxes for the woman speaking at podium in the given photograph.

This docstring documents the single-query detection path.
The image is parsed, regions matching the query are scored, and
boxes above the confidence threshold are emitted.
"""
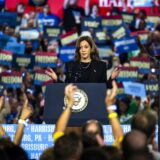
[46,36,119,86]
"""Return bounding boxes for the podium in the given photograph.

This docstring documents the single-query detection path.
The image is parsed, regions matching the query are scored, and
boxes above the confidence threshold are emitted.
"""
[44,83,108,126]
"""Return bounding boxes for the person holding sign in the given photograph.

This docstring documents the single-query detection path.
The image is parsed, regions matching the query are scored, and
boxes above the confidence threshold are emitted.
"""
[46,36,120,87]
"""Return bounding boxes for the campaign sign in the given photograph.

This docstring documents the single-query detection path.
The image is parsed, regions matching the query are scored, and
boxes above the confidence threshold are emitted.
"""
[44,26,62,40]
[34,69,53,86]
[0,50,12,66]
[121,12,136,27]
[35,52,57,68]
[123,81,146,98]
[12,54,35,69]
[131,30,149,45]
[4,124,158,160]
[1,71,22,88]
[130,56,150,73]
[98,46,113,59]
[146,16,160,29]
[117,82,126,99]
[59,46,75,62]
[60,29,79,46]
[19,28,40,40]
[117,66,138,82]
[110,24,130,41]
[82,17,102,30]
[114,37,139,54]
[0,12,17,27]
[3,42,25,55]
[93,29,109,45]
[102,16,122,31]
[0,34,17,48]
[144,80,158,96]
[132,0,153,7]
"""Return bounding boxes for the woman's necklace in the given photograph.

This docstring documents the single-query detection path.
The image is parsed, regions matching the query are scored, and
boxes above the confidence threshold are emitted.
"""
[80,61,91,69]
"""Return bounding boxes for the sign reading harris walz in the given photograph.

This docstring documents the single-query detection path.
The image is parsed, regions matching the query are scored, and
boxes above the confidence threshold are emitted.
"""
[1,71,22,88]
[12,54,35,69]
[102,15,123,31]
[35,52,57,68]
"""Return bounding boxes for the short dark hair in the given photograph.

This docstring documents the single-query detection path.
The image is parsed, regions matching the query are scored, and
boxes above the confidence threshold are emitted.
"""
[75,36,99,61]
[131,110,157,138]
[82,120,104,139]
[54,132,82,160]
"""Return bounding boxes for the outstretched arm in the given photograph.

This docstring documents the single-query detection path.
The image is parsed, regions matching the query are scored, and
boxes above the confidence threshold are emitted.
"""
[54,84,77,133]
[13,99,33,145]
[105,80,123,148]
[53,84,77,141]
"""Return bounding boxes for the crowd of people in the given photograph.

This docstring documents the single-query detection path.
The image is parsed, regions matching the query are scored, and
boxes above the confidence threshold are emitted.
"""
[0,0,160,159]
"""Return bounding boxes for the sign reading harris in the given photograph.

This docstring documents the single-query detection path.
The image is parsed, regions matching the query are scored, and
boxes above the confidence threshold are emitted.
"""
[0,50,12,66]
[131,30,149,45]
[121,12,136,27]
[1,71,22,88]
[35,52,57,68]
[59,46,75,62]
[82,17,102,31]
[144,80,158,96]
[34,69,53,85]
[110,24,130,41]
[0,12,17,27]
[12,55,35,69]
[114,37,139,54]
[117,66,138,82]
[146,15,160,28]
[60,29,79,46]
[93,29,109,45]
[44,26,62,40]
[102,15,122,31]
[98,46,113,59]
[130,56,150,73]
[19,28,40,40]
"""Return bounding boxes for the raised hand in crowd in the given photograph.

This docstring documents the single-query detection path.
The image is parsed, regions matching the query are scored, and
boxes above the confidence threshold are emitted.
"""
[14,99,33,145]
[45,67,58,82]
[111,66,121,80]
[105,80,123,148]
[53,84,77,141]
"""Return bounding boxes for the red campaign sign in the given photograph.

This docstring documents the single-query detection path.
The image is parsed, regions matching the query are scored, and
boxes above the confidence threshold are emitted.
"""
[5,0,160,19]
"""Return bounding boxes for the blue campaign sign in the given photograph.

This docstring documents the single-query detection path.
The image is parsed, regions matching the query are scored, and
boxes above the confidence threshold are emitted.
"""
[82,17,102,31]
[0,12,17,27]
[3,124,158,160]
[123,81,146,98]
[3,42,25,55]
[19,28,40,40]
[0,34,17,48]
[59,46,75,62]
[12,54,35,69]
[121,12,136,27]
[109,24,130,41]
[132,0,153,7]
[114,37,139,54]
